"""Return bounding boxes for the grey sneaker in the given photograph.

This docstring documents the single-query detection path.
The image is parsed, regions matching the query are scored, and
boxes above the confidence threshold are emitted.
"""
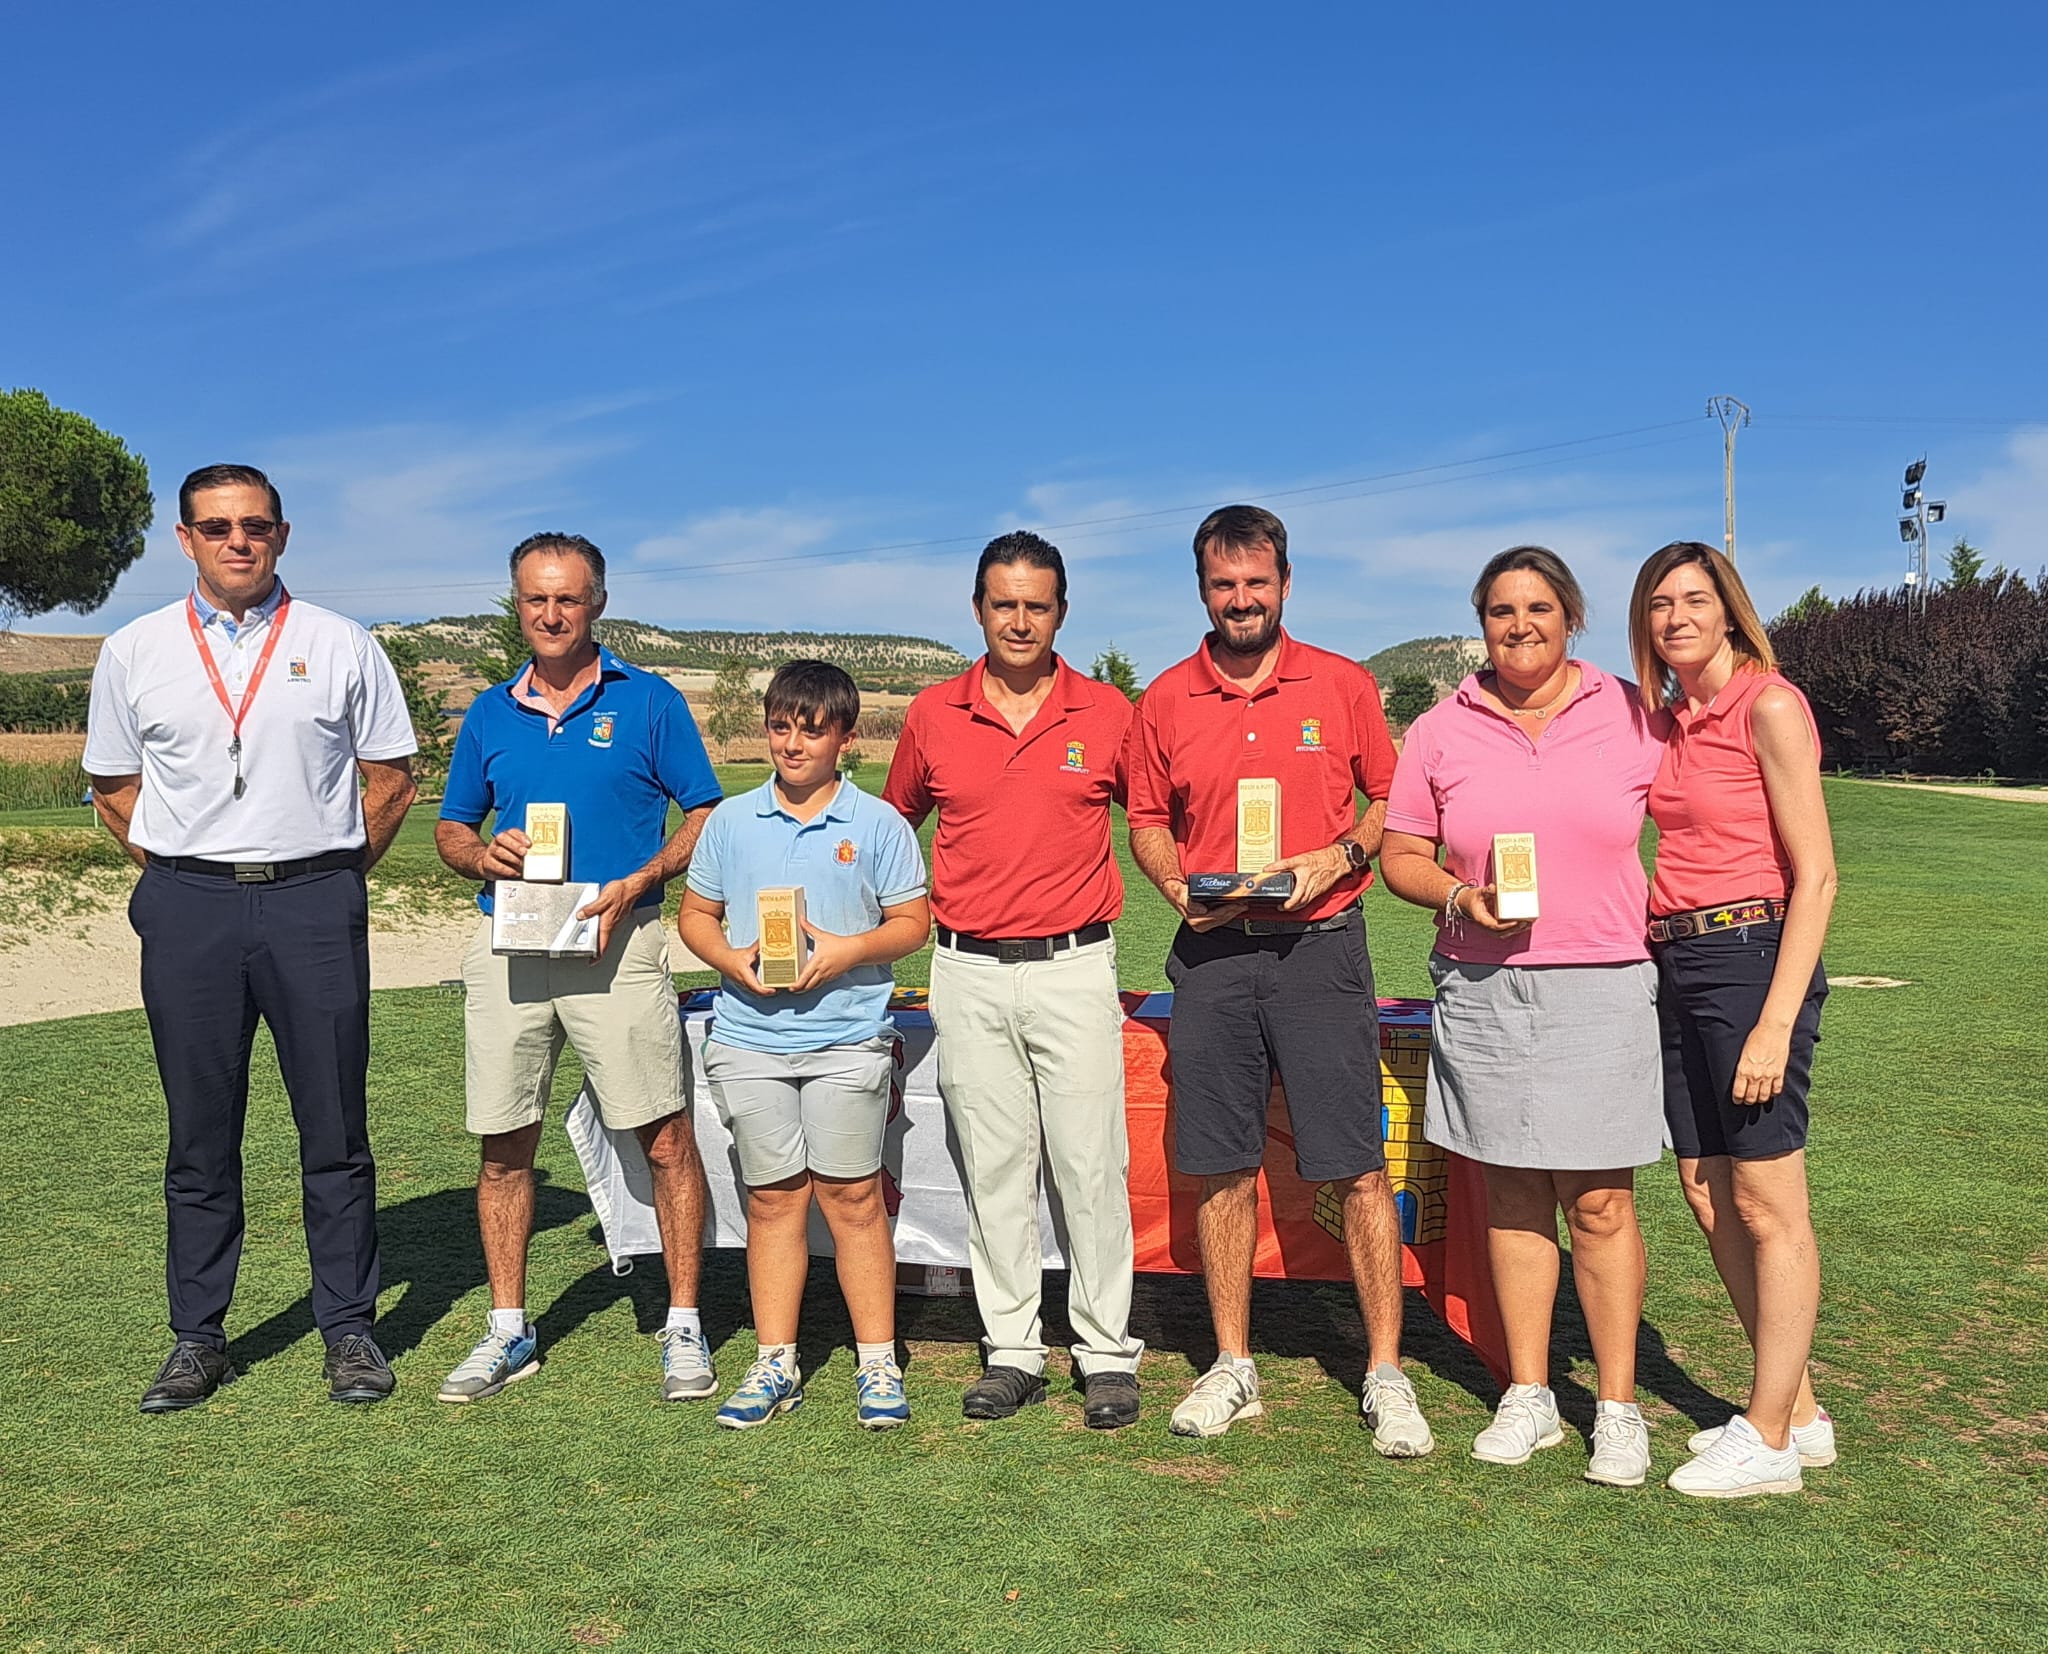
[1585,1399,1652,1487]
[1361,1364,1436,1458]
[659,1325,716,1401]
[1169,1357,1262,1438]
[1471,1382,1562,1465]
[437,1324,539,1404]
[1688,1407,1836,1467]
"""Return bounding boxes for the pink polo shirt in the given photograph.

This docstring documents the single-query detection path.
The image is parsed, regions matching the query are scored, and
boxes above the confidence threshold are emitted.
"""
[1647,668,1820,915]
[1385,662,1668,965]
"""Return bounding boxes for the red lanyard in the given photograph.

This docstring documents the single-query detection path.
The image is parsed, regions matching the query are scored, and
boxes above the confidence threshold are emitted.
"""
[186,587,291,796]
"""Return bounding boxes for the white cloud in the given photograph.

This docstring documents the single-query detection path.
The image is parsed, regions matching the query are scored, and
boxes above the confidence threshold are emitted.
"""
[1951,428,2048,578]
[77,417,627,629]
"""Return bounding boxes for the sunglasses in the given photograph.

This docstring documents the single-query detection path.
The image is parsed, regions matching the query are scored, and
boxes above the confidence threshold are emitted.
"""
[185,517,281,541]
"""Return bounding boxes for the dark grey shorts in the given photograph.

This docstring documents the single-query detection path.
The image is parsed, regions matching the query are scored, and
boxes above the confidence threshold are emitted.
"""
[1164,908,1385,1181]
[1656,921,1826,1161]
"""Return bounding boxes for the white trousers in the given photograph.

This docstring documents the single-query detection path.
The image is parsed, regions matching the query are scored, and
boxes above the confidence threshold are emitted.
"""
[929,936,1143,1376]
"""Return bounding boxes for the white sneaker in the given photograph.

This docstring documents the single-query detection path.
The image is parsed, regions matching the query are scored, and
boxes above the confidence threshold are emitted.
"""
[1668,1412,1802,1498]
[1470,1382,1563,1465]
[1360,1363,1436,1457]
[1169,1357,1262,1438]
[1687,1407,1836,1467]
[1585,1400,1651,1487]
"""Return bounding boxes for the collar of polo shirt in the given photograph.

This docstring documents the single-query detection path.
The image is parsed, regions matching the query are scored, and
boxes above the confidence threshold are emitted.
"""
[508,645,630,710]
[756,773,858,821]
[944,653,1098,716]
[1188,626,1313,698]
[191,580,285,638]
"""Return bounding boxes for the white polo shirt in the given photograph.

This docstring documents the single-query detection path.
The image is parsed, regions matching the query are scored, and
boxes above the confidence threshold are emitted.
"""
[84,585,418,861]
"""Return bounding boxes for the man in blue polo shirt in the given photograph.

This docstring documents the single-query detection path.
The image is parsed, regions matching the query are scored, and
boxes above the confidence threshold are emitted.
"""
[434,532,723,1405]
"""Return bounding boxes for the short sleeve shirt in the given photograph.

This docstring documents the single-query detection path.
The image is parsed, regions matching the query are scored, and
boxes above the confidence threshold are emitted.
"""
[1126,630,1397,922]
[881,656,1132,937]
[440,647,721,911]
[687,776,928,1054]
[1385,663,1668,964]
[84,587,418,860]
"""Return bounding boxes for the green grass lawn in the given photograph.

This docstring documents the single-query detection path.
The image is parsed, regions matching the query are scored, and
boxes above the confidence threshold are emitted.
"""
[3,781,2045,1651]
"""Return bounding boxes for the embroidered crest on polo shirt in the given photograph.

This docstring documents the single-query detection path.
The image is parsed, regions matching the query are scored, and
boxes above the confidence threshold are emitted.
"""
[287,658,309,681]
[1063,740,1087,772]
[835,838,859,865]
[589,712,616,748]
[1298,717,1323,751]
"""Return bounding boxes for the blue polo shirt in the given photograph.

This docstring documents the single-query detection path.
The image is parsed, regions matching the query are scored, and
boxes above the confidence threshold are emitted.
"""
[441,647,722,912]
[686,776,927,1054]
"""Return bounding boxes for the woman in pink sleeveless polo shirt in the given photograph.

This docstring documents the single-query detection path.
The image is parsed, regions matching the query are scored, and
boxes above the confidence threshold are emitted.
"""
[1383,547,1669,1489]
[1628,541,1839,1501]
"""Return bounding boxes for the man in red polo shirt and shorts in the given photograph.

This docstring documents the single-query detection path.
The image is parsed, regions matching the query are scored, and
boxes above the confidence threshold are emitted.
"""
[884,531,1146,1430]
[1128,504,1434,1453]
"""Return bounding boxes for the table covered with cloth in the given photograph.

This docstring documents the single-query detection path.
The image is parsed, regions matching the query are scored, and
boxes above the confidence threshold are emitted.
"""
[565,990,1507,1380]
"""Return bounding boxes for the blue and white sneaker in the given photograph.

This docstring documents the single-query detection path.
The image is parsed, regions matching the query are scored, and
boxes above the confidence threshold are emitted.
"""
[437,1323,539,1404]
[659,1325,717,1402]
[855,1356,910,1431]
[714,1353,804,1430]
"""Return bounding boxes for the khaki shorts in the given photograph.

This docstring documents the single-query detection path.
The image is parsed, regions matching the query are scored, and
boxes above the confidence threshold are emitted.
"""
[462,908,688,1136]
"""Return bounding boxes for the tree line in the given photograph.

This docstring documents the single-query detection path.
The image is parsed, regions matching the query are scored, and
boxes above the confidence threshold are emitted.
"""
[1770,550,2048,778]
[0,670,90,732]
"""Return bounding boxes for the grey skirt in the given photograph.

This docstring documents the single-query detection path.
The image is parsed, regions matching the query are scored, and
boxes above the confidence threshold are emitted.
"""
[1424,955,1664,1171]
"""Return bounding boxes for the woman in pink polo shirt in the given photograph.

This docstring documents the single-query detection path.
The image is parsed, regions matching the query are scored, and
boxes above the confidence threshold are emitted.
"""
[1629,541,1838,1501]
[1383,546,1668,1489]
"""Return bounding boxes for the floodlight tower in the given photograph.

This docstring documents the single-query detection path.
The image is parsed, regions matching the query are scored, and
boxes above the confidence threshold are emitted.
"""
[1708,396,1752,562]
[1898,457,1948,618]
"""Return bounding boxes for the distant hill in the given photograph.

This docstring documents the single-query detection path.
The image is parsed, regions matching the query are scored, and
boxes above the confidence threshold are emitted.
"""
[1362,635,1485,690]
[372,615,971,691]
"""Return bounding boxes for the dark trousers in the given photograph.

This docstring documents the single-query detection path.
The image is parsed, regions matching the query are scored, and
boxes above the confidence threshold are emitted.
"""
[130,860,380,1350]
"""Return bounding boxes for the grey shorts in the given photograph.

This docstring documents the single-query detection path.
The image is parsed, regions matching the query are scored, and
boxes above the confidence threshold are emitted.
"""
[1164,908,1385,1182]
[704,1037,894,1186]
[1424,955,1664,1171]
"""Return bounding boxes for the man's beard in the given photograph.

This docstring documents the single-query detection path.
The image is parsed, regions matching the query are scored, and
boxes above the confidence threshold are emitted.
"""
[1212,605,1283,657]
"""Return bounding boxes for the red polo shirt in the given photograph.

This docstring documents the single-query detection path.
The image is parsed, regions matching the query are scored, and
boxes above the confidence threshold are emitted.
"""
[1127,629,1396,921]
[883,656,1133,938]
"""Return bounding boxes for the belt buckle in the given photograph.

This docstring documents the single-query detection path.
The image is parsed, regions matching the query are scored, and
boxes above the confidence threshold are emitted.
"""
[233,863,276,883]
[997,939,1031,965]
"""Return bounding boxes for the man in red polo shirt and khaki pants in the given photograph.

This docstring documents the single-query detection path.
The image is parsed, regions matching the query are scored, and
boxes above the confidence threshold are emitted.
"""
[884,531,1146,1429]
[1129,504,1435,1452]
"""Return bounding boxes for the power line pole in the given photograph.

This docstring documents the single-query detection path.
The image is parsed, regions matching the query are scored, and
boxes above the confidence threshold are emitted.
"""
[1708,396,1751,561]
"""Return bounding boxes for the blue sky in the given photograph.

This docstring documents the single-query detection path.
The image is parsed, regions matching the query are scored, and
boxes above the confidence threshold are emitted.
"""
[7,2,2045,679]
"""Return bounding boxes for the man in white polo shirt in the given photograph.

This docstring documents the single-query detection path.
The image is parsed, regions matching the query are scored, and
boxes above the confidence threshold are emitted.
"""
[85,463,419,1413]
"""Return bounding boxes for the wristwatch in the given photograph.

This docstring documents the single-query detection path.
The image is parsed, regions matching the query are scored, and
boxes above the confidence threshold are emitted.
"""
[1335,839,1369,874]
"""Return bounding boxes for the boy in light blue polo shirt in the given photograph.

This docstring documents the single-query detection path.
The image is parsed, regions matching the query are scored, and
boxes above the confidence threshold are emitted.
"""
[678,661,930,1431]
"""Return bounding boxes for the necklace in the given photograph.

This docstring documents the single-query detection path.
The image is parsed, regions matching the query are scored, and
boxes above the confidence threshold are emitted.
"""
[1499,667,1575,719]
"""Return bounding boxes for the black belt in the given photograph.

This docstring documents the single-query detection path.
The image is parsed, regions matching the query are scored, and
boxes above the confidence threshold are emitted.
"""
[935,921,1112,963]
[149,850,362,883]
[1648,897,1787,943]
[1211,908,1356,937]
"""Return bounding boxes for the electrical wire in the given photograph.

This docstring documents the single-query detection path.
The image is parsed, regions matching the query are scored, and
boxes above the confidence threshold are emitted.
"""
[119,413,1712,601]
